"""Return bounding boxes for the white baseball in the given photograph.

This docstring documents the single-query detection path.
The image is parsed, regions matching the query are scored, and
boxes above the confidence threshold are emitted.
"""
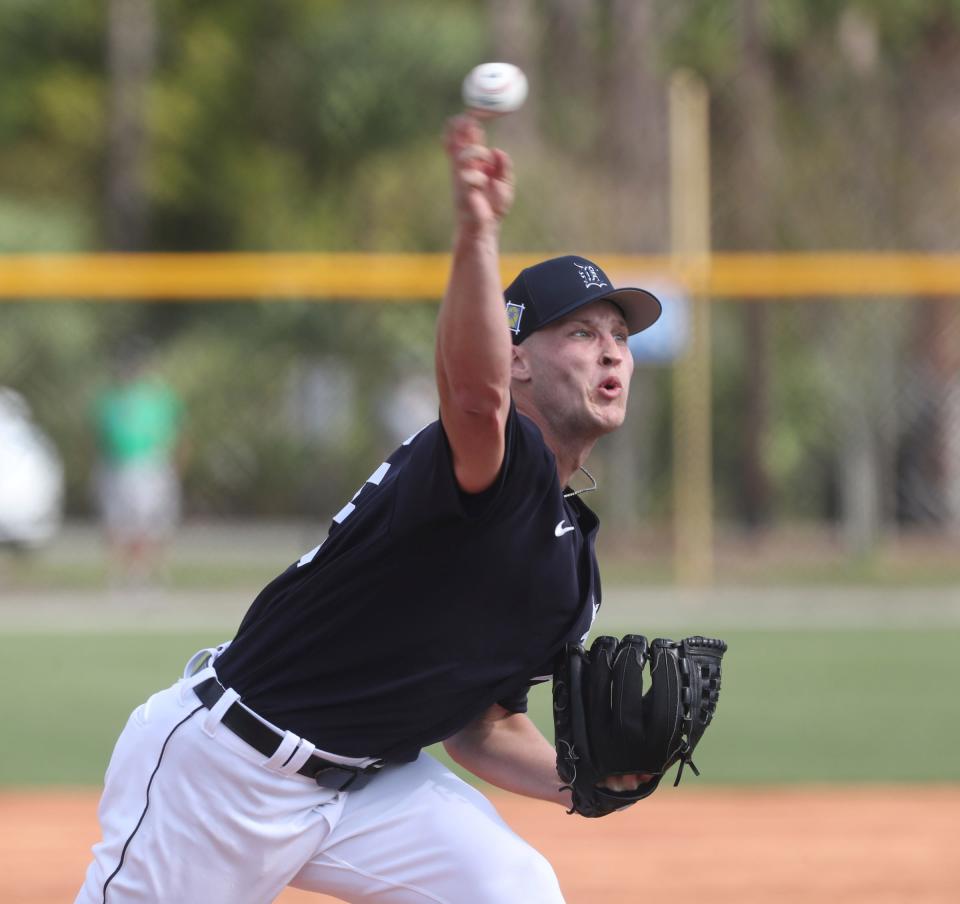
[462,63,528,117]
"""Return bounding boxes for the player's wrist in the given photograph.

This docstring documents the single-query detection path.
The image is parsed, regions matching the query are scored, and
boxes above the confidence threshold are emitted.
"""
[454,217,502,244]
[555,783,574,810]
[451,225,501,267]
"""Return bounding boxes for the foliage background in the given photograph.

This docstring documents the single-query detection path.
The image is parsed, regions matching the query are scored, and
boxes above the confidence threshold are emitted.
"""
[2,0,959,555]
[1,3,959,814]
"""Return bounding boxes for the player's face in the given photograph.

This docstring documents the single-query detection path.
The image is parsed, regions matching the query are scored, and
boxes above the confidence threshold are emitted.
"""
[517,300,634,438]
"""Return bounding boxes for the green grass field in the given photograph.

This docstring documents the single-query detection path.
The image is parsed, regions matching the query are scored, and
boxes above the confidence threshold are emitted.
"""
[1,627,957,787]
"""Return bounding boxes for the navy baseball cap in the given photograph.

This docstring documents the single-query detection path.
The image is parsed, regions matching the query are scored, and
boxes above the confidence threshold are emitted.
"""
[504,256,662,345]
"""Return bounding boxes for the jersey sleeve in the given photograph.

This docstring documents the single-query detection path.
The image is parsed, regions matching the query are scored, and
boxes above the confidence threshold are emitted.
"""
[496,684,530,714]
[391,401,557,527]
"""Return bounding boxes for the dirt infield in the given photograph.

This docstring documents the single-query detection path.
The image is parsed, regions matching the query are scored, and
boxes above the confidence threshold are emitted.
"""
[4,786,957,903]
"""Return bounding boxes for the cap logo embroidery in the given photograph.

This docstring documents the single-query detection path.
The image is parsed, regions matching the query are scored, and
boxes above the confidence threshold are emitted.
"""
[505,301,525,334]
[573,261,607,289]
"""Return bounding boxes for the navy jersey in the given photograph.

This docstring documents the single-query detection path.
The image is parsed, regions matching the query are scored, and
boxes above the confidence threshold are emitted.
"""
[215,403,601,762]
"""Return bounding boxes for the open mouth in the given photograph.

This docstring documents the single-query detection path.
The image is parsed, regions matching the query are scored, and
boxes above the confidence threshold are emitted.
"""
[597,377,622,399]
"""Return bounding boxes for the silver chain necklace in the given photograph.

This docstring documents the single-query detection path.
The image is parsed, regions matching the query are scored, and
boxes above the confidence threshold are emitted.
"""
[563,465,598,499]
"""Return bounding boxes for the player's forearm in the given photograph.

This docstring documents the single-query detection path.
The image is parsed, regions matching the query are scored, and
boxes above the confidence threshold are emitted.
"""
[444,711,572,809]
[436,224,512,415]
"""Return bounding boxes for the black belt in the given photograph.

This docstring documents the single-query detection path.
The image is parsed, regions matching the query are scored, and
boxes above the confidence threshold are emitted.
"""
[192,677,384,792]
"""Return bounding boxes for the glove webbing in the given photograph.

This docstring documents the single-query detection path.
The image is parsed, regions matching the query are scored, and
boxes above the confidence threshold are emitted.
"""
[671,636,724,786]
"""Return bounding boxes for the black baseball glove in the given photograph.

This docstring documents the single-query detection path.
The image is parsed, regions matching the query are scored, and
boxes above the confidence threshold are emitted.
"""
[552,634,726,818]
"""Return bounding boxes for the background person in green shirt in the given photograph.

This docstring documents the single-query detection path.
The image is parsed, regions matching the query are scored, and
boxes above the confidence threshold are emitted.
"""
[93,342,184,588]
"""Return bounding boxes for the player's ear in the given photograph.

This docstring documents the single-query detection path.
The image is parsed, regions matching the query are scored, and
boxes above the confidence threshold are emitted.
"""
[510,345,532,382]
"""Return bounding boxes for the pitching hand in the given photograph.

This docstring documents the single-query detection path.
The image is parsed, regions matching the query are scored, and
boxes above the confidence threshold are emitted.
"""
[598,773,654,792]
[444,114,514,230]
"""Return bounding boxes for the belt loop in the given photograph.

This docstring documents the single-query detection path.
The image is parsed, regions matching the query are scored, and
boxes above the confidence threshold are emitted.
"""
[279,738,316,776]
[183,647,216,679]
[202,686,239,737]
[262,731,301,772]
[178,666,216,705]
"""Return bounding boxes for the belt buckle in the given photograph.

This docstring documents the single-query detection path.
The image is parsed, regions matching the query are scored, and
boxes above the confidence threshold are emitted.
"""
[312,760,384,792]
[313,764,363,792]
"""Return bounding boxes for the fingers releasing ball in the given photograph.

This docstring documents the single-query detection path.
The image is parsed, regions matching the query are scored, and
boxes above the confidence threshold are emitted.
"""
[462,63,528,117]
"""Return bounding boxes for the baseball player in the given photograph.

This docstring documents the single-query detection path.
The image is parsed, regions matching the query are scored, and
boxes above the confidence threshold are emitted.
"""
[76,115,662,903]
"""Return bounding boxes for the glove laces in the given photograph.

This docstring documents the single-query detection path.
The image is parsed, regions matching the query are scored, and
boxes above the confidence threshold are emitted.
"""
[556,739,580,814]
[673,743,701,787]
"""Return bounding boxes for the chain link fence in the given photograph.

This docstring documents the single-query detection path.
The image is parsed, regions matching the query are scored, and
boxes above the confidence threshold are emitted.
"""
[2,286,957,569]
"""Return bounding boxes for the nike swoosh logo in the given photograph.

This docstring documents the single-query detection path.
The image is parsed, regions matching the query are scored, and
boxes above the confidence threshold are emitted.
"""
[554,520,575,537]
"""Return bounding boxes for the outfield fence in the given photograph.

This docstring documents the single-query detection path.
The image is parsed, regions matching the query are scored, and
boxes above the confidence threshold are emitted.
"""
[1,252,959,579]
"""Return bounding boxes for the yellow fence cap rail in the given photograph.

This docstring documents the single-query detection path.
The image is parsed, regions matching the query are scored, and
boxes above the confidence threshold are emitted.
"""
[2,252,960,300]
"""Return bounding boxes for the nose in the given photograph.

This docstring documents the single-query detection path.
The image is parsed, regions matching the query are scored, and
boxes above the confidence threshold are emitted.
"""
[599,335,623,367]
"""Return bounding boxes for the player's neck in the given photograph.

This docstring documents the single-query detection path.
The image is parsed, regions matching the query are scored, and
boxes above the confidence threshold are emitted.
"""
[516,402,597,487]
[553,441,596,489]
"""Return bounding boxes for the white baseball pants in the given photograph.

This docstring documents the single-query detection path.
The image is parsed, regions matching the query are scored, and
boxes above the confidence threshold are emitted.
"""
[75,658,565,903]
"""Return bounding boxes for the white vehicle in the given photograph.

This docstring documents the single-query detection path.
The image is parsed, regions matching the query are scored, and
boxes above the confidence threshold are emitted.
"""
[0,387,64,548]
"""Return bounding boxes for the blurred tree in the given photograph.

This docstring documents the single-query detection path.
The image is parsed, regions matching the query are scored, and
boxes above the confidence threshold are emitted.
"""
[827,6,902,555]
[725,0,775,529]
[105,0,155,250]
[486,0,539,148]
[601,0,671,536]
[0,1,104,237]
[144,0,483,252]
[899,11,960,530]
